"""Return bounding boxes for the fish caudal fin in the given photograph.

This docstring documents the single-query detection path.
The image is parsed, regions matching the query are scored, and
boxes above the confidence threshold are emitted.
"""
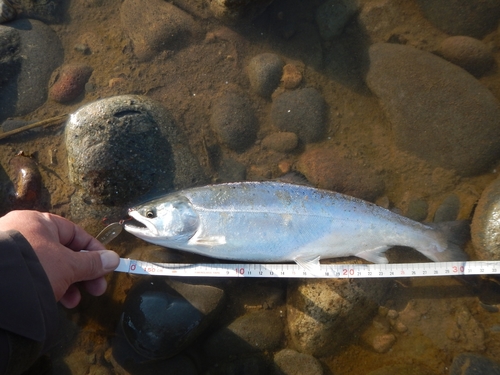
[421,221,470,262]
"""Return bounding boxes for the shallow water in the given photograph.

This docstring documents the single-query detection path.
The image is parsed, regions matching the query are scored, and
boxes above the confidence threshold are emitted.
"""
[1,0,500,374]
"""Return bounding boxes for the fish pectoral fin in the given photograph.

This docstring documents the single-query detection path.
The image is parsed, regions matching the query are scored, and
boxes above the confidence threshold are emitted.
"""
[356,246,390,264]
[294,255,321,274]
[188,235,226,246]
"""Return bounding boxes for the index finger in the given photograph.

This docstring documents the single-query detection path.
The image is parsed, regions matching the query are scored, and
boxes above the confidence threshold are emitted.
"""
[45,213,107,251]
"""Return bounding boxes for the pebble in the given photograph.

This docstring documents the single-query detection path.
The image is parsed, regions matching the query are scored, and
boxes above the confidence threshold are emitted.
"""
[247,53,285,98]
[120,0,199,61]
[261,132,298,153]
[65,95,206,230]
[120,277,224,359]
[406,199,428,222]
[210,92,258,152]
[271,88,327,144]
[281,64,303,89]
[287,278,390,357]
[296,147,385,201]
[358,0,403,43]
[8,153,41,209]
[273,349,324,375]
[49,63,93,103]
[433,194,460,222]
[371,333,396,353]
[0,19,63,122]
[436,36,495,77]
[449,354,500,375]
[315,0,359,40]
[203,310,283,360]
[472,176,500,260]
[366,42,500,176]
[416,0,500,38]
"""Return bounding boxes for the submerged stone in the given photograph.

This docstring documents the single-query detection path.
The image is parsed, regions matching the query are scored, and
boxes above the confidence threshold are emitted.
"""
[366,43,500,176]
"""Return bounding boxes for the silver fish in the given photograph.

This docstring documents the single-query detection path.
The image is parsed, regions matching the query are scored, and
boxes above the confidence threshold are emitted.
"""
[124,182,468,270]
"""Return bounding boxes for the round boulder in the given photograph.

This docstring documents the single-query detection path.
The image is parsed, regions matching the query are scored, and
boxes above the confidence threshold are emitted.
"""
[210,92,258,152]
[271,87,327,144]
[366,43,500,176]
[247,53,285,98]
[436,36,495,77]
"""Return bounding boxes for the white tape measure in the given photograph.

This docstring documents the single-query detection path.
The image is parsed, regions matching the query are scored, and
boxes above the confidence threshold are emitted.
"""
[114,259,500,278]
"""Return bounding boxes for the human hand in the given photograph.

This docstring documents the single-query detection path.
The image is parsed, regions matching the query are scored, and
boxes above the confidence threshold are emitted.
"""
[0,210,120,308]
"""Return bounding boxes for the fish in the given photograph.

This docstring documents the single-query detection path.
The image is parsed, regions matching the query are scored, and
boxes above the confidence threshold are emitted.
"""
[124,181,469,271]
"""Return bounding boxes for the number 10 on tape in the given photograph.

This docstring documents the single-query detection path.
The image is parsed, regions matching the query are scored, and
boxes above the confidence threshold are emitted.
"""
[115,259,500,278]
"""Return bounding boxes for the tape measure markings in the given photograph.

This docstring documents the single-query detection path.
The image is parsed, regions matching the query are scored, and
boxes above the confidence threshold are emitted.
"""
[114,259,500,278]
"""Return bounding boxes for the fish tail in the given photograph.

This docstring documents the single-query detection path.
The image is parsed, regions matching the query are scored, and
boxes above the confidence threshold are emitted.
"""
[421,221,470,262]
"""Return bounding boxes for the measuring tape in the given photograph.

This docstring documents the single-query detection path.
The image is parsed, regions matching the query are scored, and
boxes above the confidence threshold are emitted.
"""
[114,259,500,278]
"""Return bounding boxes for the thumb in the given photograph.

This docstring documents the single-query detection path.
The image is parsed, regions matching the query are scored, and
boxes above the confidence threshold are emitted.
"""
[71,250,120,283]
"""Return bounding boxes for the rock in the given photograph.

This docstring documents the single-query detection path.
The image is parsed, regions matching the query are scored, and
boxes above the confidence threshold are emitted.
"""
[434,195,460,222]
[0,19,63,122]
[218,158,247,182]
[12,0,67,24]
[0,26,21,88]
[296,147,385,201]
[271,88,326,144]
[416,0,500,38]
[206,355,271,375]
[8,153,42,210]
[65,95,206,229]
[203,310,283,360]
[120,277,225,359]
[358,0,404,43]
[210,92,258,152]
[449,353,500,375]
[370,333,396,353]
[49,63,93,103]
[273,349,323,375]
[436,36,495,77]
[406,199,428,222]
[315,0,358,40]
[281,64,303,90]
[209,0,275,21]
[120,0,199,61]
[287,278,389,357]
[366,43,500,176]
[261,132,298,153]
[471,176,500,260]
[247,53,284,98]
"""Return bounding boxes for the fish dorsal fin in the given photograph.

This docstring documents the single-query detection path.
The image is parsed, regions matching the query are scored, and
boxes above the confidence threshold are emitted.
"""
[356,246,390,264]
[294,255,321,275]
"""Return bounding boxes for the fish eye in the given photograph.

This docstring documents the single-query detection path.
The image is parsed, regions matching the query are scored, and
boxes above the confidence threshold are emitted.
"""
[145,209,156,218]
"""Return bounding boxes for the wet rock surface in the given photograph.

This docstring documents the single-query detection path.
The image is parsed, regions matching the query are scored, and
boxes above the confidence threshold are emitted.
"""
[120,0,200,61]
[273,348,324,375]
[271,88,327,144]
[210,92,258,152]
[416,0,500,38]
[119,277,225,359]
[261,132,298,153]
[287,278,389,357]
[65,95,205,228]
[366,42,500,176]
[471,176,500,260]
[449,353,500,375]
[247,53,284,98]
[296,147,385,201]
[7,153,42,210]
[436,36,495,77]
[0,19,63,122]
[49,63,93,103]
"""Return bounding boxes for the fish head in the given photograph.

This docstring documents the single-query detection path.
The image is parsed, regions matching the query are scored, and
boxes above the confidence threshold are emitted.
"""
[124,196,199,245]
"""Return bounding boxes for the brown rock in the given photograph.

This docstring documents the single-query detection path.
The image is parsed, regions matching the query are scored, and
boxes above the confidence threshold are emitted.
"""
[281,64,302,89]
[262,132,298,152]
[49,63,92,103]
[296,147,385,201]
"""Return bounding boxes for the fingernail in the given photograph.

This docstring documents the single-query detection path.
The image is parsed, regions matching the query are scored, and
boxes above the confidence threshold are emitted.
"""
[100,250,120,271]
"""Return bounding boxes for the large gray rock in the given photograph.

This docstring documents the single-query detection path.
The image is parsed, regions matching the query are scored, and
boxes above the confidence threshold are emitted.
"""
[287,278,389,357]
[0,19,63,122]
[65,95,206,228]
[416,0,500,38]
[120,0,200,61]
[366,43,500,176]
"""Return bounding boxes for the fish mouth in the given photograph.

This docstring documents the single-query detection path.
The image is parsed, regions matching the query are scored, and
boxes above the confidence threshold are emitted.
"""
[124,210,160,237]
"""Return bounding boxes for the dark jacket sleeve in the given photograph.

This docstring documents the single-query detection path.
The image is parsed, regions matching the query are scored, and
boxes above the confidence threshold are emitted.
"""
[0,230,59,375]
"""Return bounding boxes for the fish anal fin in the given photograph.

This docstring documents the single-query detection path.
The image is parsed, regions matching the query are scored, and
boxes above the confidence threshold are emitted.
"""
[188,235,226,246]
[294,255,321,274]
[356,246,390,264]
